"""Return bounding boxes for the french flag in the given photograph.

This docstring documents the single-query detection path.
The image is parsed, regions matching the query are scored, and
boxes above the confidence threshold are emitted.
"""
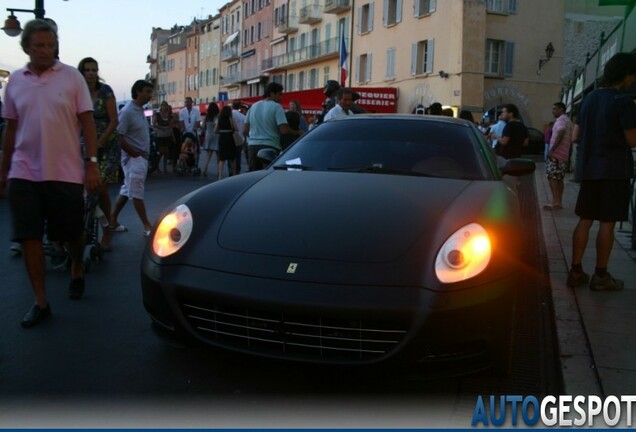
[339,30,348,87]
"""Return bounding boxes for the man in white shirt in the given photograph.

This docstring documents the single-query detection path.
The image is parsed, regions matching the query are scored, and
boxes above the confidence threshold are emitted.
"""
[488,110,506,149]
[178,97,201,142]
[323,88,354,121]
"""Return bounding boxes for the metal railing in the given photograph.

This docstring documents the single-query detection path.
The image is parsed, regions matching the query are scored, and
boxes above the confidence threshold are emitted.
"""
[263,37,340,70]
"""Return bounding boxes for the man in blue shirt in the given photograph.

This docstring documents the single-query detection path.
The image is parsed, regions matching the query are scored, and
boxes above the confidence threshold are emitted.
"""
[567,53,636,291]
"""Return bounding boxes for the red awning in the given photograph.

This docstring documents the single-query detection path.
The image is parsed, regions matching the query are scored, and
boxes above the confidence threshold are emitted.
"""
[237,87,398,115]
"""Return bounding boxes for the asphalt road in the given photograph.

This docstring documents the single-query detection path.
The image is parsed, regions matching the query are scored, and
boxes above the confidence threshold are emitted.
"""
[0,167,560,428]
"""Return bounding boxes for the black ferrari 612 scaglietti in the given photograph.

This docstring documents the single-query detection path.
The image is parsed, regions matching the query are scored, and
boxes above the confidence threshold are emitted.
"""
[141,114,535,376]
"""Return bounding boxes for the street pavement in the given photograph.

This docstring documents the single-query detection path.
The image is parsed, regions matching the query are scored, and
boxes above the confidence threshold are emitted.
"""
[535,160,636,397]
[1,156,635,427]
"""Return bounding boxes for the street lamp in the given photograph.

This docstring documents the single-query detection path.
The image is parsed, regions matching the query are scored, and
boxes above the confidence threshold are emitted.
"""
[536,42,555,75]
[2,0,66,37]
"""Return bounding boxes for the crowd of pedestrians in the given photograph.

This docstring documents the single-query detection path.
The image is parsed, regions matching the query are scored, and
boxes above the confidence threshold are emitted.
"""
[1,19,634,327]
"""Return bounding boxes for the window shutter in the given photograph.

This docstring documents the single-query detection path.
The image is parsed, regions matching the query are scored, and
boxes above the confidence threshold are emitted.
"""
[396,0,403,23]
[356,55,361,83]
[369,2,374,31]
[411,43,417,75]
[504,41,515,77]
[367,53,373,81]
[425,38,434,73]
[383,0,388,26]
[414,0,420,17]
[508,0,517,14]
[430,0,436,12]
[357,6,362,34]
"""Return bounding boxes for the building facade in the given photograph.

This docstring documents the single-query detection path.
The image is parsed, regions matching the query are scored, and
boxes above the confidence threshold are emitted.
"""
[149,0,635,129]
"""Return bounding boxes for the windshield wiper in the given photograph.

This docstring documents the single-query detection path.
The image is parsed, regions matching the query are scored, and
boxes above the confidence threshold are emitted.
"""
[272,164,311,170]
[329,166,440,177]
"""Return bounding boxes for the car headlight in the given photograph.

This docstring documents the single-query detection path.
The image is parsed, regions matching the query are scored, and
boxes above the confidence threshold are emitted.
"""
[435,223,491,283]
[152,204,193,257]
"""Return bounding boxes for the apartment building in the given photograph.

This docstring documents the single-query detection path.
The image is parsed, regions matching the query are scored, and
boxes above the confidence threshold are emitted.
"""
[240,0,273,97]
[147,27,172,108]
[185,20,203,103]
[220,0,244,100]
[149,0,635,130]
[197,16,222,105]
[154,25,190,108]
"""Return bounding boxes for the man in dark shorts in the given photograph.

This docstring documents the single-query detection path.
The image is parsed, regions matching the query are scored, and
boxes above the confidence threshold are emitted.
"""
[567,52,636,291]
[0,20,100,326]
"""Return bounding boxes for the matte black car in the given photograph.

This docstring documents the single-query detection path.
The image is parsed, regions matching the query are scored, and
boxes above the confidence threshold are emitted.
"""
[141,114,535,375]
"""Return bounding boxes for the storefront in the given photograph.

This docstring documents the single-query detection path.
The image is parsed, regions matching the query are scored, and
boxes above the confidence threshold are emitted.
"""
[236,87,399,116]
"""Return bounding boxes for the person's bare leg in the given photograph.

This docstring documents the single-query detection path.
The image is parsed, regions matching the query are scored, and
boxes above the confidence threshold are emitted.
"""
[22,239,47,308]
[132,198,152,231]
[572,218,593,266]
[110,194,128,228]
[66,232,86,281]
[595,221,616,269]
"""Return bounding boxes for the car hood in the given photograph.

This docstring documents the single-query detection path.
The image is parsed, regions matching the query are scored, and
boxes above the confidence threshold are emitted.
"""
[217,171,471,263]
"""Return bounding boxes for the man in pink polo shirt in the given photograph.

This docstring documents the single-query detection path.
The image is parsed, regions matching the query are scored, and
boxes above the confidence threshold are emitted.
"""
[544,102,574,210]
[0,19,100,327]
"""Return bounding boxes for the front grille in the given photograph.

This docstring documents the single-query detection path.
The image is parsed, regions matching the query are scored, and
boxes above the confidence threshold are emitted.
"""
[182,302,407,362]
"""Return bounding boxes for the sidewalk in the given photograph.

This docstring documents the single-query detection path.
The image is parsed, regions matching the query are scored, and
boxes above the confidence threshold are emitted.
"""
[535,162,636,396]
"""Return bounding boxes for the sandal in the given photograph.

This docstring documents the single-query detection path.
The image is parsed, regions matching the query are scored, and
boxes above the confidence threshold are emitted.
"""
[110,224,128,232]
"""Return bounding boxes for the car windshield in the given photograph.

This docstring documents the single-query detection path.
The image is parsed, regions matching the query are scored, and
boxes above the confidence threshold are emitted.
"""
[274,117,490,180]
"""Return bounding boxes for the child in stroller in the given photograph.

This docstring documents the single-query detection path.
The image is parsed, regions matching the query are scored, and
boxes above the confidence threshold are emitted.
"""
[176,137,201,176]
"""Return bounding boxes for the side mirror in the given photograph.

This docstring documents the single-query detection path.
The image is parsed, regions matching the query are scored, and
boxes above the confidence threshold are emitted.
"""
[500,158,536,177]
[257,148,278,165]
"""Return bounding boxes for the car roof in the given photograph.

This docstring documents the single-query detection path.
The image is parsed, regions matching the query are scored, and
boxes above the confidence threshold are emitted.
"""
[326,113,474,127]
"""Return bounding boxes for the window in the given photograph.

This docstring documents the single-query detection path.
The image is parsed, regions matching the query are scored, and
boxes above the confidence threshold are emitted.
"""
[386,47,396,79]
[485,39,515,76]
[414,0,436,17]
[287,73,295,91]
[299,71,306,90]
[383,0,402,27]
[486,0,517,14]
[309,68,319,88]
[356,53,372,83]
[323,66,330,85]
[411,39,434,75]
[358,3,374,34]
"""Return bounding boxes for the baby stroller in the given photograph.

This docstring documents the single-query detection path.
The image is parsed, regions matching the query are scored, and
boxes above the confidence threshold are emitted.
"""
[175,141,201,177]
[82,191,105,272]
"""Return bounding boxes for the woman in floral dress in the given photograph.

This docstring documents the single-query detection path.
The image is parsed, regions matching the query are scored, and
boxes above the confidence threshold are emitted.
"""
[78,57,119,250]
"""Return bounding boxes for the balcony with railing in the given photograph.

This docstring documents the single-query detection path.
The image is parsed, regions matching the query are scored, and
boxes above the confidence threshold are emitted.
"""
[220,73,241,87]
[324,0,350,14]
[279,15,299,33]
[298,4,322,24]
[222,47,240,62]
[146,54,157,64]
[262,37,340,71]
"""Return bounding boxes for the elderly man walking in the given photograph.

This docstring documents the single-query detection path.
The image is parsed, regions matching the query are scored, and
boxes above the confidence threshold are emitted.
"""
[0,19,100,326]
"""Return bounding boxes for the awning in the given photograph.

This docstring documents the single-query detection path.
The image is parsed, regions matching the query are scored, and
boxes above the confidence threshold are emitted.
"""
[223,31,239,46]
[236,87,399,115]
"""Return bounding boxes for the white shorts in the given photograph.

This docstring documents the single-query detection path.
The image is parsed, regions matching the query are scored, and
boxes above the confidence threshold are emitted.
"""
[119,156,148,200]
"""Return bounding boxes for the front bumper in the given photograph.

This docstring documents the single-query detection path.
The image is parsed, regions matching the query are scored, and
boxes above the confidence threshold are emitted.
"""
[141,255,518,370]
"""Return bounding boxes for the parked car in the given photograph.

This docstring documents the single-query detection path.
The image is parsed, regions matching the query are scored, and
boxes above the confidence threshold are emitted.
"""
[524,126,545,155]
[141,114,535,376]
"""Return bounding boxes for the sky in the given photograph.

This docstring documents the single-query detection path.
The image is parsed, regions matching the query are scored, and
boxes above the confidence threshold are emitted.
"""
[0,0,227,102]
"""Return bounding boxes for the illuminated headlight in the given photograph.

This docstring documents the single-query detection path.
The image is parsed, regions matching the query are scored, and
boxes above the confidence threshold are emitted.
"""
[152,204,193,257]
[435,223,491,283]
